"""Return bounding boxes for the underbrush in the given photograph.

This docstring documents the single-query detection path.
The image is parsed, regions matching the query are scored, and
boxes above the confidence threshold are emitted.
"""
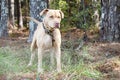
[0,44,102,79]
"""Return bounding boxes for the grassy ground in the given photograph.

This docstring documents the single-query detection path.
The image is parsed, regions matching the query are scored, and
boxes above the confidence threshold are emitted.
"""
[0,41,102,80]
[0,29,120,80]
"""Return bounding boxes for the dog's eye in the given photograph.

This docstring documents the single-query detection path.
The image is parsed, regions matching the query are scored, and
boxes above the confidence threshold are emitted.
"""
[50,16,54,18]
[57,16,61,18]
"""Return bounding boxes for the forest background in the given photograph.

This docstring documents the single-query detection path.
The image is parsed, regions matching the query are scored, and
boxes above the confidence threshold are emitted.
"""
[0,0,120,80]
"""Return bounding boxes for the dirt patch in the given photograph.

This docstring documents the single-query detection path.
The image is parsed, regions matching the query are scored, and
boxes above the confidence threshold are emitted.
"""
[88,42,120,61]
[62,27,84,40]
[99,43,120,58]
[12,73,36,80]
[96,58,120,79]
[0,37,29,51]
[0,28,29,48]
[0,75,7,80]
[88,42,120,79]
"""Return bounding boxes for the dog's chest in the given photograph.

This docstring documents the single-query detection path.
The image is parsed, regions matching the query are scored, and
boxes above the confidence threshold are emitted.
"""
[39,34,53,50]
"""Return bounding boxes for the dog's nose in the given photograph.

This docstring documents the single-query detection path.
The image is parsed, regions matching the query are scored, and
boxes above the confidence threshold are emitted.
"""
[55,23,60,28]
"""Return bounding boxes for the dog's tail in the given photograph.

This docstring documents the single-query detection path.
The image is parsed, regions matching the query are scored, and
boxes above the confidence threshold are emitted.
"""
[26,17,41,24]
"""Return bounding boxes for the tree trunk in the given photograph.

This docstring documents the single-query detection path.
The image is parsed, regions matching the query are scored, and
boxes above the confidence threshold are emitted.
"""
[8,0,15,28]
[92,0,100,27]
[100,0,120,42]
[24,0,29,27]
[11,0,14,27]
[46,0,49,8]
[27,0,47,42]
[0,0,8,38]
[15,0,23,29]
[81,0,86,24]
[19,0,23,28]
[0,0,2,20]
[16,0,20,28]
[66,0,71,16]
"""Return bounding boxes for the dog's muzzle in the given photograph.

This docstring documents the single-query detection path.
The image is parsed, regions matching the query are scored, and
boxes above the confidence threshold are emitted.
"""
[55,23,60,28]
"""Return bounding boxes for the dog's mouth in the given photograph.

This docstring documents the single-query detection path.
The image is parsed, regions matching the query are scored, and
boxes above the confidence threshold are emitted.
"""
[50,25,60,30]
[54,26,60,29]
[49,26,58,32]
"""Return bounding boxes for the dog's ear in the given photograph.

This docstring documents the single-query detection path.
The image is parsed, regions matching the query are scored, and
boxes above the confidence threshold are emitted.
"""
[40,9,49,16]
[59,10,64,19]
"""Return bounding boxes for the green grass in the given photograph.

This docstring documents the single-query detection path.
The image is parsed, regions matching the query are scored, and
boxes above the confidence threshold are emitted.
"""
[0,47,20,74]
[0,47,26,72]
[61,48,102,79]
[0,45,102,79]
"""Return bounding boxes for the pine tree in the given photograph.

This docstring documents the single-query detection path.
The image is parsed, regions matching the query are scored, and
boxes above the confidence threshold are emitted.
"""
[0,0,8,38]
[27,0,47,42]
[100,0,120,42]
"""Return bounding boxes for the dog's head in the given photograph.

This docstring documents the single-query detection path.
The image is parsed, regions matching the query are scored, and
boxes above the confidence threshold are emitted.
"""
[40,9,64,29]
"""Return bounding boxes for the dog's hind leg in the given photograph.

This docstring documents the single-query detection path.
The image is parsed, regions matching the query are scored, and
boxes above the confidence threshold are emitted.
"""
[28,38,36,67]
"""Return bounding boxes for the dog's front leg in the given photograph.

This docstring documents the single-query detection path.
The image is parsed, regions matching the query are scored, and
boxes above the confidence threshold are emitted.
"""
[38,48,43,73]
[55,46,62,72]
[50,49,55,70]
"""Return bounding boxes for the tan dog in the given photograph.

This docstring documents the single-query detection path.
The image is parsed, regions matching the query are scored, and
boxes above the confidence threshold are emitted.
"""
[28,9,64,73]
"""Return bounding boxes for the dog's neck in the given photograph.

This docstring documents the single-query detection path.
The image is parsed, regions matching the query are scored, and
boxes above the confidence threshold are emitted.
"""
[42,23,55,46]
[42,23,54,36]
